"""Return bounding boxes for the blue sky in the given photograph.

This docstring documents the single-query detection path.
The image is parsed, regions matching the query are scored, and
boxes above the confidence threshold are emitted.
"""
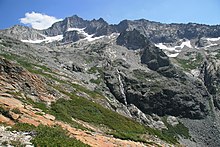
[1,0,220,30]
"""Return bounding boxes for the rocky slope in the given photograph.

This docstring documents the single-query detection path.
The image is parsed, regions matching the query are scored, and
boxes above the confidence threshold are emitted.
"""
[0,45,170,146]
[1,15,220,146]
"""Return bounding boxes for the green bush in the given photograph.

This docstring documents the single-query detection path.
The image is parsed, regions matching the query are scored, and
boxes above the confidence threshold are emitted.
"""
[11,108,22,114]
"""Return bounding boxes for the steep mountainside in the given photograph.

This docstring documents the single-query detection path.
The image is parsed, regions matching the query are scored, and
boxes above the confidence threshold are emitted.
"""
[1,15,220,146]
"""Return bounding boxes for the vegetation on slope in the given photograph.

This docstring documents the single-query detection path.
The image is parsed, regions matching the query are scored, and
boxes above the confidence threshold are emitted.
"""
[49,88,181,144]
[162,117,191,140]
[175,52,203,71]
[10,123,89,147]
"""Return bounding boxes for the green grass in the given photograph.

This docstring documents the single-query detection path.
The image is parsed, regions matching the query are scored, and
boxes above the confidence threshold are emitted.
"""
[176,53,203,71]
[25,98,49,113]
[70,83,104,99]
[49,90,180,144]
[50,97,148,142]
[90,78,102,85]
[87,67,104,76]
[162,117,190,140]
[9,123,36,132]
[10,123,89,147]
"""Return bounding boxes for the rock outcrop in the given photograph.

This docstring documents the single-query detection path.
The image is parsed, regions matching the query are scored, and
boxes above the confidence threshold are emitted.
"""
[116,29,149,50]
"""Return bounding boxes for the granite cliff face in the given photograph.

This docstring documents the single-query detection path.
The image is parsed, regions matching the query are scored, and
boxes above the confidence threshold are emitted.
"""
[1,15,220,146]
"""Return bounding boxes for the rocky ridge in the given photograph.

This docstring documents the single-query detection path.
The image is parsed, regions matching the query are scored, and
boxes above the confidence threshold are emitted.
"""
[2,15,220,44]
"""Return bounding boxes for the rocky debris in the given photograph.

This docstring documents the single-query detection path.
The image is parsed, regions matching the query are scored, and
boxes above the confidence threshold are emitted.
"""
[0,125,34,147]
[127,104,167,129]
[167,116,179,126]
[181,116,220,147]
[0,97,24,109]
[0,57,23,74]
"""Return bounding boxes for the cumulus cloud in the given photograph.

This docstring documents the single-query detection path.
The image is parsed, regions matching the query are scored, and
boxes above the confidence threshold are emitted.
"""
[20,12,62,30]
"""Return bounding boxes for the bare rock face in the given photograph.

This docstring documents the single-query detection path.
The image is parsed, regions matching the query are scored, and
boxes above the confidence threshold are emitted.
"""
[62,30,85,43]
[43,15,89,36]
[140,44,170,70]
[116,29,149,50]
[104,68,209,119]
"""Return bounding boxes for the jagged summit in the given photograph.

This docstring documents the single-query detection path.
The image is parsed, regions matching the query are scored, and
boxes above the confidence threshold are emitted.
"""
[2,15,220,44]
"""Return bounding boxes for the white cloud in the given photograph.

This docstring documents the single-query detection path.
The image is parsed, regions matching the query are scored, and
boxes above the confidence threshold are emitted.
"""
[20,12,63,30]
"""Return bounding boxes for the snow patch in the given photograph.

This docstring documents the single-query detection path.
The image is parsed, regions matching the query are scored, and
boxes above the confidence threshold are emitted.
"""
[155,40,192,57]
[204,43,218,49]
[21,35,63,43]
[167,53,179,58]
[180,40,192,48]
[155,43,176,52]
[206,37,220,42]
[67,28,85,32]
[67,27,104,42]
[155,40,192,51]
